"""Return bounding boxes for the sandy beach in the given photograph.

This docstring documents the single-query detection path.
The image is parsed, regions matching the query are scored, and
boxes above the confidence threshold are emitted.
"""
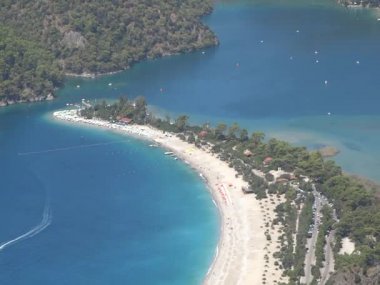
[53,109,287,285]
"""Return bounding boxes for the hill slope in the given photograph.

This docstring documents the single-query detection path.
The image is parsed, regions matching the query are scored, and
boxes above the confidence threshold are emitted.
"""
[338,0,380,7]
[0,0,217,105]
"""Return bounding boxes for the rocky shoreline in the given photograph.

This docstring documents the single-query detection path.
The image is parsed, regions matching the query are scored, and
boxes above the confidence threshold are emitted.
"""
[0,93,54,107]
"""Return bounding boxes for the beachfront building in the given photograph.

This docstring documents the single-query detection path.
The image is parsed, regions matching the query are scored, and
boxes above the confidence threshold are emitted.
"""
[263,156,273,166]
[118,117,133,125]
[243,149,253,157]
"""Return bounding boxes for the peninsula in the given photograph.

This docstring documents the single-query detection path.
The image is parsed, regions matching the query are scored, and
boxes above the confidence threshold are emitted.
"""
[54,97,380,285]
[54,108,288,285]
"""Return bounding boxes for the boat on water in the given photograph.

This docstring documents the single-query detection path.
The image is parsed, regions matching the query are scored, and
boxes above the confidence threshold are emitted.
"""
[164,151,174,155]
[149,144,159,147]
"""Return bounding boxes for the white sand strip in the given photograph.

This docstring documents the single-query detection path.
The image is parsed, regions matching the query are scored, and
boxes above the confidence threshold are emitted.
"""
[53,110,287,285]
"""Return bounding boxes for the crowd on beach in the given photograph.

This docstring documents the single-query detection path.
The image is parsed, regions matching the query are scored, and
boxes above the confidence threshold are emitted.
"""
[54,109,162,139]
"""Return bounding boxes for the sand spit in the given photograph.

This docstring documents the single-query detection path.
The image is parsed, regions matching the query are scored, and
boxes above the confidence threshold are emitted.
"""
[53,109,287,285]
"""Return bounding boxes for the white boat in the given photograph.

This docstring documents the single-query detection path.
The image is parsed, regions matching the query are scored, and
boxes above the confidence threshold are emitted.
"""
[164,151,174,155]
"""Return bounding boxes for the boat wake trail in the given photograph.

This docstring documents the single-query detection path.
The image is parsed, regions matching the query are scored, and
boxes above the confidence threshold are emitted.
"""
[0,200,52,252]
[17,140,128,156]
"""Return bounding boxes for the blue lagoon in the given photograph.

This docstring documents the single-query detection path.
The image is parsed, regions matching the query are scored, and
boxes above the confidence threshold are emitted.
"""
[1,0,380,284]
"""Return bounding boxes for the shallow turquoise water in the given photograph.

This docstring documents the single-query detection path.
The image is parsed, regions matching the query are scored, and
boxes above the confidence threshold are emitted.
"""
[1,0,380,284]
[0,105,218,284]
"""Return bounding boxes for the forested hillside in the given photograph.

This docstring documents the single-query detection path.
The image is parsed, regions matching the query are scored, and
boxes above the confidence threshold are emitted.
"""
[338,0,380,7]
[0,27,63,105]
[0,0,217,105]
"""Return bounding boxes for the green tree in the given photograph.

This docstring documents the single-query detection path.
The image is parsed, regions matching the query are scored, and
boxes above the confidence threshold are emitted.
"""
[251,131,265,147]
[134,96,147,124]
[239,128,249,142]
[215,123,227,140]
[175,115,189,132]
[188,132,195,143]
[228,122,240,140]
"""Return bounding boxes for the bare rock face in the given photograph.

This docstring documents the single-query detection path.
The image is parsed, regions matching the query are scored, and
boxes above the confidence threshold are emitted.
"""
[46,93,54,100]
[61,31,87,49]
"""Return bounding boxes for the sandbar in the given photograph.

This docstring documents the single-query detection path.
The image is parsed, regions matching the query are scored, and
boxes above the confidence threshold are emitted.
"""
[53,109,287,285]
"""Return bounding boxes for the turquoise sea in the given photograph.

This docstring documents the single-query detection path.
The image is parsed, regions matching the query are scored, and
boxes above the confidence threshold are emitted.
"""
[0,104,218,285]
[1,0,380,283]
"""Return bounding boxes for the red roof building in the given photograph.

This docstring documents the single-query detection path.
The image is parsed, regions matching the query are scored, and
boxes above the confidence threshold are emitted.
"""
[263,157,273,165]
[119,117,133,124]
[198,130,208,138]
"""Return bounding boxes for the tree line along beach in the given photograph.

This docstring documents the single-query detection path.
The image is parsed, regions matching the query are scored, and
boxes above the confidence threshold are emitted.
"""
[53,97,380,284]
[2,0,380,283]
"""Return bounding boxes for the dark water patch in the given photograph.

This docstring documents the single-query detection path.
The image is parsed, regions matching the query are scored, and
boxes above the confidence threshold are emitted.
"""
[308,143,327,150]
[343,141,362,151]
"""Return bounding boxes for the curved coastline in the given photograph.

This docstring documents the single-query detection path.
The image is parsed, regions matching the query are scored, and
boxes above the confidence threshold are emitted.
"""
[53,109,287,285]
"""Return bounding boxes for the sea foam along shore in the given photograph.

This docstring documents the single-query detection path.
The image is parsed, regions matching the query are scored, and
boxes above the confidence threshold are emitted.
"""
[53,109,288,285]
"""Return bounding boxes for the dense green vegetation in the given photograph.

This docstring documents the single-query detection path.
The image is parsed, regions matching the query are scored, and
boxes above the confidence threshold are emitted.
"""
[0,27,63,104]
[321,176,380,271]
[80,97,380,284]
[80,96,147,124]
[339,0,380,7]
[292,194,314,281]
[273,194,297,271]
[272,190,316,284]
[0,0,217,104]
[313,205,334,279]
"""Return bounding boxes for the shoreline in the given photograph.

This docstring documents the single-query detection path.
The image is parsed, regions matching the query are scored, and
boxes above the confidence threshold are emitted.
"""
[0,93,54,108]
[64,69,125,79]
[53,109,287,285]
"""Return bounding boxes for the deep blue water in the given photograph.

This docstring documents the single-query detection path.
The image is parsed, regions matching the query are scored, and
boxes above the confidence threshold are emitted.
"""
[2,0,380,284]
[0,105,218,284]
